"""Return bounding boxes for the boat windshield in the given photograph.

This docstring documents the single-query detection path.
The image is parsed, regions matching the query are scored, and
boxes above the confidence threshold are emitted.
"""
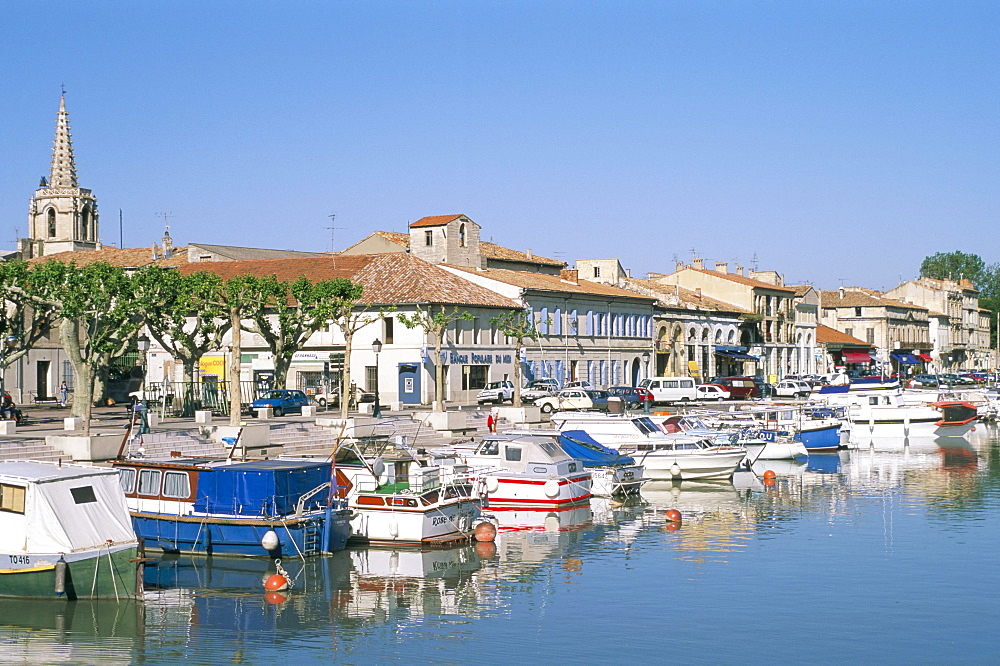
[538,441,564,459]
[633,417,660,435]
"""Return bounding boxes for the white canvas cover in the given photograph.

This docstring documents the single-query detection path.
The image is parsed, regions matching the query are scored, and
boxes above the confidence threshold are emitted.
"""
[0,462,136,555]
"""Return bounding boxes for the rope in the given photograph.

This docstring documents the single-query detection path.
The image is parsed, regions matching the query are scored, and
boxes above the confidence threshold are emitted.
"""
[280,519,307,562]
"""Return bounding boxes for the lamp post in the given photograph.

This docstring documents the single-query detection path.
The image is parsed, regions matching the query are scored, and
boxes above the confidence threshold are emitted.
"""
[372,338,383,418]
[137,334,150,434]
[642,350,651,414]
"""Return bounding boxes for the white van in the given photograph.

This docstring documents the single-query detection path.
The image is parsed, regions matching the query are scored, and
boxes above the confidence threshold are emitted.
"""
[637,377,697,404]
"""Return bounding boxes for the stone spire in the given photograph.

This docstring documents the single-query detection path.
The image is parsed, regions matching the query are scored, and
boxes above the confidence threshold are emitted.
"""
[48,95,78,188]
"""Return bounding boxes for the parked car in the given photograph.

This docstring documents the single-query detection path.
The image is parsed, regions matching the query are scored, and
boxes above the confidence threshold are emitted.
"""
[563,380,594,390]
[476,380,515,405]
[773,380,811,398]
[607,385,654,409]
[521,379,560,403]
[250,389,310,417]
[910,373,940,388]
[535,388,608,414]
[696,384,730,401]
[637,377,697,404]
[711,376,759,399]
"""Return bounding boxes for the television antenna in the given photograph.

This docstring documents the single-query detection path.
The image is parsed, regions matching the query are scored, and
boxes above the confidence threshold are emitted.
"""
[326,213,345,252]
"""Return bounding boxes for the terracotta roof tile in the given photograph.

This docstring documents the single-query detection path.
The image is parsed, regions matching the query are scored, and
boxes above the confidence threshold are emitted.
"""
[819,290,927,311]
[368,230,564,266]
[448,266,657,302]
[816,324,873,347]
[28,246,189,268]
[176,253,519,308]
[409,215,463,228]
[624,278,750,313]
[683,267,799,293]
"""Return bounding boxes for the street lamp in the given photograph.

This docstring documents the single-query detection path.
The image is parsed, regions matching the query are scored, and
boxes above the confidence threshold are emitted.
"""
[137,334,150,433]
[641,350,651,414]
[371,338,383,418]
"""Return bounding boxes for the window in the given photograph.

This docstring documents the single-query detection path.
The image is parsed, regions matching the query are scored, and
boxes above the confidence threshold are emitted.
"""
[505,446,522,462]
[62,360,74,390]
[593,266,601,278]
[383,317,394,344]
[70,486,97,504]
[0,484,25,514]
[118,468,136,494]
[163,471,191,499]
[459,223,467,247]
[47,209,56,238]
[462,365,488,390]
[855,307,863,317]
[844,328,853,338]
[365,366,377,393]
[866,328,875,344]
[425,230,433,246]
[138,469,161,496]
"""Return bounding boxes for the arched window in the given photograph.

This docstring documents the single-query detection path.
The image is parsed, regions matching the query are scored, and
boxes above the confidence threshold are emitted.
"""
[459,223,466,247]
[81,207,90,240]
[47,209,56,238]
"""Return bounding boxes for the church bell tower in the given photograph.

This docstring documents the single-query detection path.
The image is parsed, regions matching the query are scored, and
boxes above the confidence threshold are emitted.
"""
[22,94,99,258]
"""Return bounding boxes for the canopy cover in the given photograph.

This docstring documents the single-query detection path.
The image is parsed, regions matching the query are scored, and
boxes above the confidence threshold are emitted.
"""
[558,430,635,467]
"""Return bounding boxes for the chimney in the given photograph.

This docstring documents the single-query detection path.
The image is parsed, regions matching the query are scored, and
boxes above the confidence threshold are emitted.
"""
[96,239,103,251]
[676,261,685,272]
[695,288,702,299]
[561,268,579,283]
[735,265,744,276]
[626,268,631,278]
[692,257,704,270]
[151,242,160,261]
[715,261,728,274]
[839,287,845,299]
[525,249,533,259]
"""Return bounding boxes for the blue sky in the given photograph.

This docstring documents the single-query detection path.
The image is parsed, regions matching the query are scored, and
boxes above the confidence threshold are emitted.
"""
[1,1,997,291]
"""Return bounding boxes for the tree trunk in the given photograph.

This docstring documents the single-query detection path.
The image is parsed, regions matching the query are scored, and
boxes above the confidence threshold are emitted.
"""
[229,307,242,427]
[273,351,293,390]
[433,331,445,412]
[339,331,354,419]
[181,356,198,417]
[61,319,94,435]
[513,337,523,408]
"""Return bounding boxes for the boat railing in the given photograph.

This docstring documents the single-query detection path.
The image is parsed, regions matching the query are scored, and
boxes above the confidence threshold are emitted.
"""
[295,481,332,517]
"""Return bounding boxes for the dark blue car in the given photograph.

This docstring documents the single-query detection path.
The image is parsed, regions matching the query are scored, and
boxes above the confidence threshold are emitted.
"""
[250,389,310,417]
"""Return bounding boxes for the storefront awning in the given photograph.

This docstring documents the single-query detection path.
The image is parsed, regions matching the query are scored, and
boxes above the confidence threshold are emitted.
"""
[917,353,933,362]
[891,352,920,365]
[715,350,759,360]
[841,350,873,364]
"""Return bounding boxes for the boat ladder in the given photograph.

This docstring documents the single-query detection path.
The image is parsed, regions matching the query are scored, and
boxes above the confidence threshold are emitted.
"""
[302,520,321,556]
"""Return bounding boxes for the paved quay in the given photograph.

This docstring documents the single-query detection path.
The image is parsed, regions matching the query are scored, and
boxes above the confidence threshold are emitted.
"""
[0,402,496,463]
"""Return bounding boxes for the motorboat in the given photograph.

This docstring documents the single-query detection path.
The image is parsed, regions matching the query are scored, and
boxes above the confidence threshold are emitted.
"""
[0,461,141,599]
[556,429,646,497]
[658,412,810,460]
[549,411,746,481]
[448,432,592,509]
[333,449,482,546]
[114,457,352,557]
[820,389,978,444]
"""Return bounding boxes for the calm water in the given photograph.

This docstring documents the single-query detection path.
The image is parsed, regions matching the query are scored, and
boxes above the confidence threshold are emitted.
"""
[3,426,1000,664]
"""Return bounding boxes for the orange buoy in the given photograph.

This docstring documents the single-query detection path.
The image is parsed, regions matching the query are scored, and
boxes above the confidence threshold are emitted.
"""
[264,591,288,605]
[264,573,289,592]
[664,509,682,523]
[763,470,776,479]
[763,477,776,487]
[474,541,497,559]
[665,521,681,531]
[473,521,498,543]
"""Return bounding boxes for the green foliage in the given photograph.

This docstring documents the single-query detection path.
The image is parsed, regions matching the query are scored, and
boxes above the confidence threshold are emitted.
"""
[489,309,537,341]
[920,251,988,289]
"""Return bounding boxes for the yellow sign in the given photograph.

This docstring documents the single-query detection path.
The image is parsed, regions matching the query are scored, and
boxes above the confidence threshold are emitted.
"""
[688,360,701,380]
[199,354,227,380]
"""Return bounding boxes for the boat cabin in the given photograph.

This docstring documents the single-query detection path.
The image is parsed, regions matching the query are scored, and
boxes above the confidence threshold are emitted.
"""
[465,434,582,477]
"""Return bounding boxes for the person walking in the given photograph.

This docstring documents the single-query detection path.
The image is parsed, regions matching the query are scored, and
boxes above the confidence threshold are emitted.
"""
[486,409,496,434]
[59,381,68,407]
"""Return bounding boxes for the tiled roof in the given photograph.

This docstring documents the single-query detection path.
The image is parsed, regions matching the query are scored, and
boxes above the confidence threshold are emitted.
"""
[682,267,798,293]
[176,253,518,308]
[188,244,328,260]
[409,215,463,228]
[624,278,750,313]
[367,230,564,267]
[819,290,927,311]
[28,246,190,268]
[788,284,815,297]
[448,266,657,302]
[816,324,872,347]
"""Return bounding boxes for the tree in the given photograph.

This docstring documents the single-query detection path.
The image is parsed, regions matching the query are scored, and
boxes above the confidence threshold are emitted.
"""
[398,306,473,411]
[323,282,374,419]
[133,267,231,415]
[920,251,987,286]
[0,261,57,392]
[27,261,142,435]
[244,276,364,390]
[489,309,538,407]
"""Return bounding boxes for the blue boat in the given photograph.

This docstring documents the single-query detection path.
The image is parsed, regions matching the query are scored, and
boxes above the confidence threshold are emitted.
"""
[113,458,351,557]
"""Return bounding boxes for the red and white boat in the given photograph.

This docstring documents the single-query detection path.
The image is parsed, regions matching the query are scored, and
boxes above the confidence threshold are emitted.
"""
[445,433,592,510]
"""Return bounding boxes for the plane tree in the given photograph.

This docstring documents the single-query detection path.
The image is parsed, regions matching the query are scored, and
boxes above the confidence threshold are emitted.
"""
[398,306,473,411]
[489,309,539,407]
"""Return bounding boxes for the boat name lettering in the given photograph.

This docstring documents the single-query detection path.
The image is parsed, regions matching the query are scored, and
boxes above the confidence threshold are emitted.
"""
[432,515,451,526]
[449,353,513,364]
[8,555,29,565]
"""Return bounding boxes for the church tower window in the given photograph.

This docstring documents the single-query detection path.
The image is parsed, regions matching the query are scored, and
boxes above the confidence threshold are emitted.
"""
[459,223,466,247]
[47,209,56,238]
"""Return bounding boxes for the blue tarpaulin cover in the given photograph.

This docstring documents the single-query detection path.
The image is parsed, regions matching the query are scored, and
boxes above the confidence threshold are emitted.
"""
[558,430,635,467]
[194,459,332,517]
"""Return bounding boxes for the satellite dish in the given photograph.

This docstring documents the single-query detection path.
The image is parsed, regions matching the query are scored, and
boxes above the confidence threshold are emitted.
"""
[372,457,385,478]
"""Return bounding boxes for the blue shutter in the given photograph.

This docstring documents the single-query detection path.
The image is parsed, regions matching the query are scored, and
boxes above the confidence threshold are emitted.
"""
[569,310,578,336]
[586,311,593,336]
[555,360,564,384]
[540,308,549,335]
[553,308,562,335]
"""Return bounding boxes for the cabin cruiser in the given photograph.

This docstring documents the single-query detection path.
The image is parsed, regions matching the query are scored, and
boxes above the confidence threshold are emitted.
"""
[442,432,592,509]
[819,389,978,444]
[548,412,746,481]
[657,412,810,460]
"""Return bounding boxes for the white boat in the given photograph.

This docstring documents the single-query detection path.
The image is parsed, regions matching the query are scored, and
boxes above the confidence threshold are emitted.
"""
[821,390,978,444]
[0,461,141,600]
[451,433,592,509]
[658,412,810,460]
[335,450,481,545]
[549,412,746,481]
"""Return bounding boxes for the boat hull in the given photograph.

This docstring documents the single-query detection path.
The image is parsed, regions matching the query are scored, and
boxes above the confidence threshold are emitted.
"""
[0,544,140,600]
[634,449,746,481]
[588,465,645,497]
[131,507,352,557]
[479,472,592,509]
[349,496,481,545]
[745,439,810,460]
